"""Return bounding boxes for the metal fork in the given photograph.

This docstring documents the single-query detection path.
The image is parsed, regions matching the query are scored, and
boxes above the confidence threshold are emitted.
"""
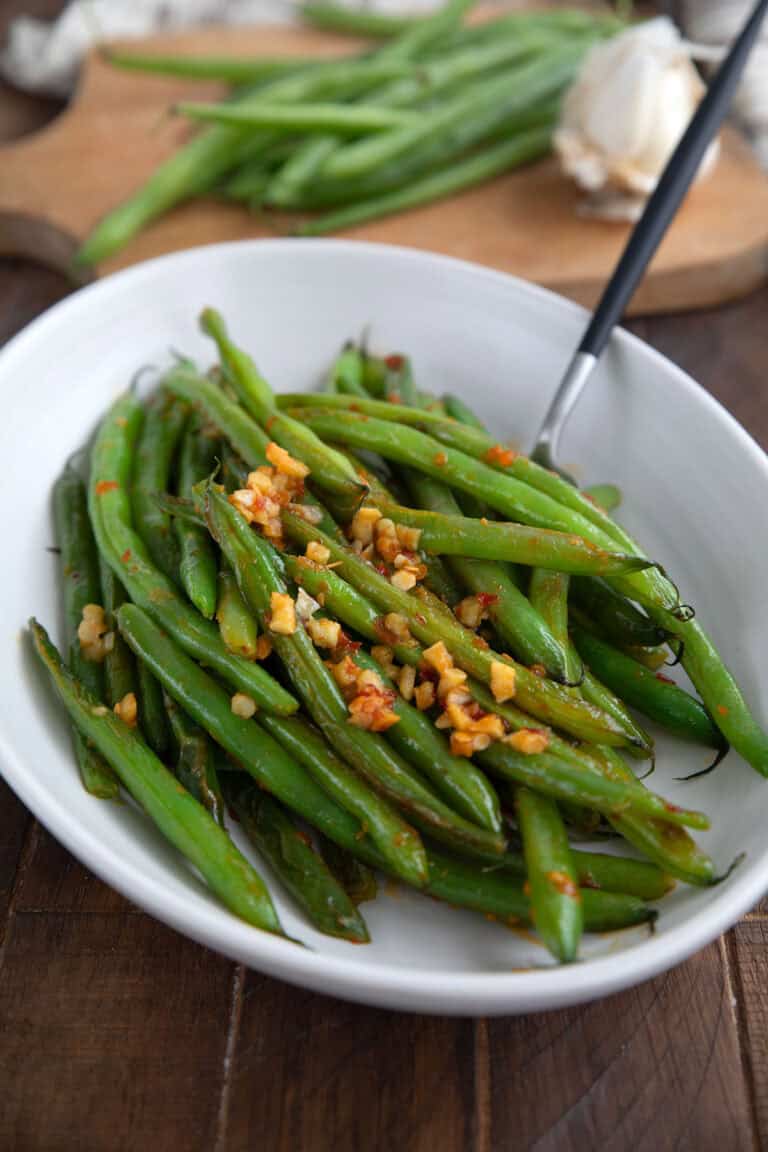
[531,0,768,481]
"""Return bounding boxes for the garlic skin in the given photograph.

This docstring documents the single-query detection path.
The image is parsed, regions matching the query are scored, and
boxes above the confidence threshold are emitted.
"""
[554,18,720,219]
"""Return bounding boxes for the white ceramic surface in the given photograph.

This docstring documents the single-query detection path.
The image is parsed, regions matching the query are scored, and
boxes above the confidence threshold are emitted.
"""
[1,240,766,1015]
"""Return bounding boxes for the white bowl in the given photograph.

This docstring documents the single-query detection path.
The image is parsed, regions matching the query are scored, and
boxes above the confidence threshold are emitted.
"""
[1,240,766,1015]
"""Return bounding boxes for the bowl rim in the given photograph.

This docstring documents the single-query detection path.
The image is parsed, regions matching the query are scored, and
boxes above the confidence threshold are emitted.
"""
[2,236,767,1014]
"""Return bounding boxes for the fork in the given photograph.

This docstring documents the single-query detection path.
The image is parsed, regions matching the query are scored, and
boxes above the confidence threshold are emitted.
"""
[531,0,768,481]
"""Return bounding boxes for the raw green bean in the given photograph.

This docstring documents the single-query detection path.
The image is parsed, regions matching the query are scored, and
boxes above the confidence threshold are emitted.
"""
[131,388,187,581]
[298,124,552,235]
[316,45,580,182]
[225,780,369,942]
[217,565,260,660]
[573,627,724,750]
[516,787,583,962]
[30,619,281,934]
[53,462,118,798]
[352,646,502,832]
[136,660,171,757]
[164,690,225,824]
[89,390,297,714]
[176,414,219,619]
[281,511,644,749]
[265,136,340,206]
[77,58,412,265]
[177,100,418,134]
[204,483,506,860]
[106,50,316,83]
[99,557,137,709]
[299,2,420,37]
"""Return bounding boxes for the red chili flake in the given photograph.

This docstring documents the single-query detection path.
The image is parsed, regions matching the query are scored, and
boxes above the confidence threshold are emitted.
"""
[95,480,118,495]
[385,354,405,370]
[386,392,402,405]
[335,630,361,655]
[547,871,580,899]
[265,415,276,431]
[294,828,313,847]
[350,403,361,412]
[529,663,547,678]
[655,672,675,684]
[717,705,729,717]
[484,444,516,467]
[476,592,499,608]
[120,549,132,563]
[664,802,682,813]
[376,564,389,576]
[433,452,448,467]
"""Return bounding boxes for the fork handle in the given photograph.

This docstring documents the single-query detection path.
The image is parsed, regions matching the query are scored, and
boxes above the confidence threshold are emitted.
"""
[579,0,768,358]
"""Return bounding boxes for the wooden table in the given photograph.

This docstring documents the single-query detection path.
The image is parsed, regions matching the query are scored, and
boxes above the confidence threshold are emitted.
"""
[2,4,768,1149]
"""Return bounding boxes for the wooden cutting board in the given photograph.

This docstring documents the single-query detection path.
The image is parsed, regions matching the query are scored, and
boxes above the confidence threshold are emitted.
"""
[2,20,768,314]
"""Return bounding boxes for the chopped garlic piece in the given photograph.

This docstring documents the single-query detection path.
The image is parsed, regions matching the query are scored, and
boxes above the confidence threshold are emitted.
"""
[305,540,331,564]
[397,665,416,702]
[266,441,310,478]
[490,660,517,703]
[114,691,138,727]
[438,666,468,700]
[231,692,257,719]
[295,587,320,623]
[390,569,417,592]
[414,681,436,711]
[504,729,549,755]
[349,506,381,545]
[269,592,297,635]
[307,617,341,649]
[423,641,452,675]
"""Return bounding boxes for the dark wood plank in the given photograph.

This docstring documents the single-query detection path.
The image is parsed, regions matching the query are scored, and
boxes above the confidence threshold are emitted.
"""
[0,778,29,925]
[628,285,768,450]
[485,940,754,1152]
[222,973,476,1152]
[729,922,768,1148]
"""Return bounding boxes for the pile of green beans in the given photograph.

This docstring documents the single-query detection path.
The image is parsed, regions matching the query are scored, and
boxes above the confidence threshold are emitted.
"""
[31,305,765,967]
[76,2,624,264]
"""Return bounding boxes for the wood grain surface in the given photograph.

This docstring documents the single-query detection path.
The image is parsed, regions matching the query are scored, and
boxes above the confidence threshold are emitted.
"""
[2,4,768,1149]
[1,6,768,313]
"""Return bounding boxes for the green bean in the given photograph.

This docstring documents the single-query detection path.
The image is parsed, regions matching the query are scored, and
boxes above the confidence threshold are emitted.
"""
[259,713,428,880]
[298,125,553,235]
[583,483,622,514]
[105,50,315,83]
[199,310,366,506]
[77,58,412,265]
[166,364,271,469]
[352,646,502,833]
[89,390,297,714]
[442,393,486,430]
[528,568,581,683]
[164,690,225,824]
[476,739,706,830]
[98,557,137,709]
[330,344,367,396]
[131,388,187,581]
[136,660,171,757]
[217,564,260,660]
[572,577,669,648]
[225,779,369,942]
[573,627,724,750]
[118,600,430,885]
[177,100,418,134]
[298,2,421,37]
[220,441,251,492]
[176,414,219,619]
[568,850,673,901]
[402,472,571,679]
[286,408,664,594]
[318,836,378,904]
[316,45,581,182]
[516,787,583,962]
[598,745,716,886]
[370,499,648,577]
[30,619,281,934]
[577,660,653,757]
[281,512,644,749]
[52,463,118,798]
[204,483,506,860]
[266,136,340,207]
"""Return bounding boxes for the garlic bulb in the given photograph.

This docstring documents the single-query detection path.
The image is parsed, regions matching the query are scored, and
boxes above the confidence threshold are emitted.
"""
[554,17,720,220]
